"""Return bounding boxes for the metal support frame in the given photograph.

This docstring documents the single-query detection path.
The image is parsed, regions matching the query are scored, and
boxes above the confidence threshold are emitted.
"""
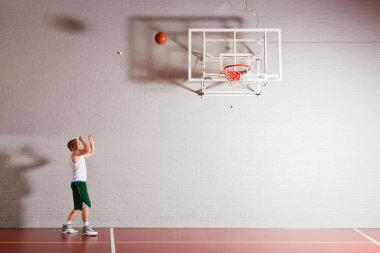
[188,28,282,97]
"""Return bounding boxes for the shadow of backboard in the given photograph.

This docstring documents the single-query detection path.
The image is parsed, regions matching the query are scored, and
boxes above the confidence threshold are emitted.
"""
[127,16,243,86]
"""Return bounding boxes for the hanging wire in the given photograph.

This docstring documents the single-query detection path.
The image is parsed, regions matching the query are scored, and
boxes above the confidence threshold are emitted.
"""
[227,0,260,28]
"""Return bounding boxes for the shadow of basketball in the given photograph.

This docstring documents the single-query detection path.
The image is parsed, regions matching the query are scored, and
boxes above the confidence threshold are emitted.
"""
[49,16,89,34]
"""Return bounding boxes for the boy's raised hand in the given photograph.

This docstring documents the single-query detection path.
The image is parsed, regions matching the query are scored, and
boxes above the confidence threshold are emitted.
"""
[88,135,94,143]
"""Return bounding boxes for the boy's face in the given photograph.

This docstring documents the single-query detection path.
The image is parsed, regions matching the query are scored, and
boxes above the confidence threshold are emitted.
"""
[71,140,81,151]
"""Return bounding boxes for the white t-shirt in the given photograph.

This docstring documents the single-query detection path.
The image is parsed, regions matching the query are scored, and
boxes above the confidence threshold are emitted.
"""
[71,156,87,182]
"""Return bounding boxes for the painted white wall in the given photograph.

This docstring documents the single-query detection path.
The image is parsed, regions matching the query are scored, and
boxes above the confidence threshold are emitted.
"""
[1,0,380,228]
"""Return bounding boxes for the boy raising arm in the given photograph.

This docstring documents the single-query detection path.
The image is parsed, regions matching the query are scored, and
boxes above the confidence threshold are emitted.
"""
[62,135,98,236]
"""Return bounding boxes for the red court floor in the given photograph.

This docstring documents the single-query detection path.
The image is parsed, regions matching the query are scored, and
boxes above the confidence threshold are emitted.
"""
[0,228,379,253]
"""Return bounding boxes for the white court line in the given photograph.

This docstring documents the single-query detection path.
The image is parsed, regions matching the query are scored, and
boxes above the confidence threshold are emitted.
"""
[116,241,372,244]
[110,227,116,253]
[354,228,380,246]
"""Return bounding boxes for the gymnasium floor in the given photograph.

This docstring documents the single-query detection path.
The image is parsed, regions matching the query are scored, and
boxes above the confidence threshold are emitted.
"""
[0,228,380,253]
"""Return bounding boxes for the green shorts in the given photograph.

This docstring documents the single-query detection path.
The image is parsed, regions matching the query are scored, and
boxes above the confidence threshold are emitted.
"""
[71,181,92,210]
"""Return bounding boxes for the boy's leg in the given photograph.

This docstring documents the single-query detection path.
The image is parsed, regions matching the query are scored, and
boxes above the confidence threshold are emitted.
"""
[74,182,97,236]
[62,210,80,234]
[81,206,98,236]
[68,209,80,222]
[63,181,82,233]
[82,207,89,224]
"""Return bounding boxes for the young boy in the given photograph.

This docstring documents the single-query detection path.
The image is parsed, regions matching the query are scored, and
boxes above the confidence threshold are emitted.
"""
[62,135,98,236]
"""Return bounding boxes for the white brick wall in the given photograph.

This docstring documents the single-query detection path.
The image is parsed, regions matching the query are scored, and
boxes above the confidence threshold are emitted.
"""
[1,0,380,228]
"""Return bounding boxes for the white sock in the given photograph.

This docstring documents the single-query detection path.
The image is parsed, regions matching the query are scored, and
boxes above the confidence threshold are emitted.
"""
[66,221,72,225]
[84,222,89,227]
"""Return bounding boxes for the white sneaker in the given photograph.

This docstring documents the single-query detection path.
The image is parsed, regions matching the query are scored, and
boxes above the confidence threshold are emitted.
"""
[82,226,98,236]
[62,224,78,234]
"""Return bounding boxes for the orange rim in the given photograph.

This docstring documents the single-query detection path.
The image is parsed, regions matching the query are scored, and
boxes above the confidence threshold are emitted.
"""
[224,64,251,81]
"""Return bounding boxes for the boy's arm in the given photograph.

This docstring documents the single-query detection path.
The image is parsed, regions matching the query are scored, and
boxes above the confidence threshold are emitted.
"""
[84,135,95,157]
[72,136,91,158]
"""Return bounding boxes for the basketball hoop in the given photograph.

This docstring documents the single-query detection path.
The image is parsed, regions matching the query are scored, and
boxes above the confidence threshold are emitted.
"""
[224,64,251,88]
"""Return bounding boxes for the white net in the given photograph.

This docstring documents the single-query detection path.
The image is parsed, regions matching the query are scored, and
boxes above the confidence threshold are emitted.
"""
[224,64,251,89]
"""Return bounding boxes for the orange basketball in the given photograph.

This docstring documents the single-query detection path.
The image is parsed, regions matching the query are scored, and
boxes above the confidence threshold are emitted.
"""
[155,32,168,45]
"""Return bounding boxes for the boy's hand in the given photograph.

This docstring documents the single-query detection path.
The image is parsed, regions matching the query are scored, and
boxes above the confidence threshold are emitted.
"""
[88,135,94,143]
[79,136,85,142]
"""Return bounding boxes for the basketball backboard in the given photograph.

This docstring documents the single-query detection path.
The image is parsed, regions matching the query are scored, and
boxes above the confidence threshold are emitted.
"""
[188,28,282,96]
